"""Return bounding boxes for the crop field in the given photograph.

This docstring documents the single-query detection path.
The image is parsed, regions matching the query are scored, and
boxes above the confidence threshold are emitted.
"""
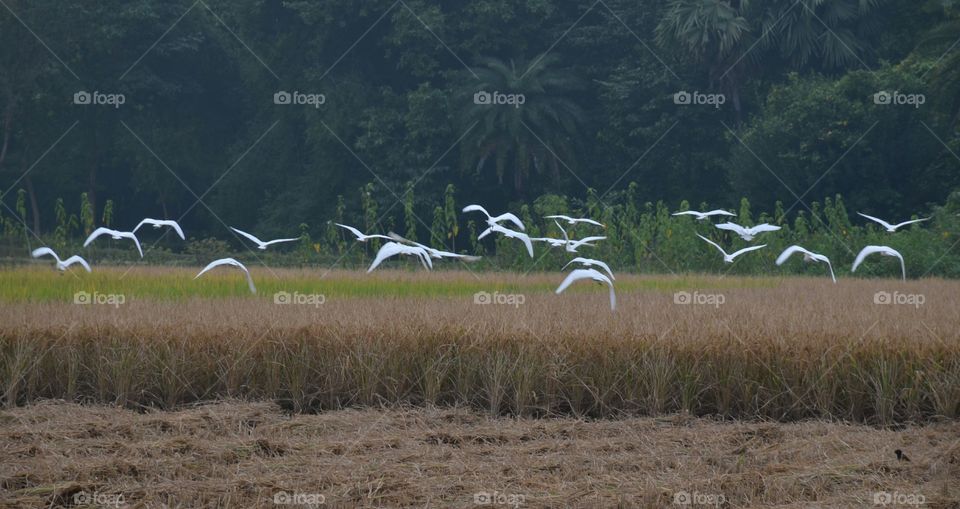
[1,266,959,507]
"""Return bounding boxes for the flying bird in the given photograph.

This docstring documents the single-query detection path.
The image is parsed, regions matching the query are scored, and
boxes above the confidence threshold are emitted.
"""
[544,215,605,228]
[462,204,526,231]
[697,234,766,263]
[367,241,434,272]
[195,258,256,294]
[337,223,393,243]
[852,245,906,280]
[775,245,836,283]
[387,232,481,261]
[562,257,615,281]
[83,227,143,257]
[477,223,534,257]
[555,268,617,311]
[555,221,606,253]
[133,218,185,240]
[715,222,781,241]
[31,247,91,272]
[857,212,930,232]
[230,227,298,250]
[672,209,736,221]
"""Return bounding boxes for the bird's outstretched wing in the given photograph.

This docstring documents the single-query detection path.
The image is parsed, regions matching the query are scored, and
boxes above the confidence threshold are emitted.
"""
[705,210,736,217]
[83,227,113,247]
[491,212,525,231]
[555,268,616,311]
[135,218,185,239]
[729,244,767,260]
[775,245,809,265]
[696,234,727,257]
[195,258,255,294]
[671,211,702,218]
[336,223,365,240]
[63,256,92,272]
[118,231,143,257]
[31,247,59,262]
[230,227,264,246]
[893,217,930,230]
[563,257,615,280]
[748,224,781,234]
[857,213,894,230]
[262,237,299,247]
[462,204,489,217]
[715,222,747,236]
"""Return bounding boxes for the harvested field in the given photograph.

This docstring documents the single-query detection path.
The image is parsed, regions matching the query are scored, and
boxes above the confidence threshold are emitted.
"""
[1,401,958,508]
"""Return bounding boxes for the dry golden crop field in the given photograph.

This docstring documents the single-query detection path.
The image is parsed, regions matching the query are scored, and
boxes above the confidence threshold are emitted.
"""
[1,267,959,507]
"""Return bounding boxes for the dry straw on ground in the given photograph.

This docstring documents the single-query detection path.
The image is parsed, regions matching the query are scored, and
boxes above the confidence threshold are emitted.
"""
[2,269,958,423]
[1,401,958,507]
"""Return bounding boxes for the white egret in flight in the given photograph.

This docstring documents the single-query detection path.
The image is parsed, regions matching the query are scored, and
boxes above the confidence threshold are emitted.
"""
[697,234,766,263]
[671,209,736,221]
[387,232,481,261]
[462,204,526,231]
[775,245,836,283]
[857,212,930,232]
[544,215,605,228]
[83,227,143,257]
[852,245,906,280]
[133,218,185,240]
[477,223,534,257]
[195,258,256,294]
[367,241,434,272]
[715,222,781,241]
[31,247,91,272]
[230,227,298,250]
[336,223,392,242]
[555,268,616,311]
[562,257,615,281]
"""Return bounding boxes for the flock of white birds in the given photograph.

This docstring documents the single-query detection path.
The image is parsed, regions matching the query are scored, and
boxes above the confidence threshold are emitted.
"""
[29,205,928,311]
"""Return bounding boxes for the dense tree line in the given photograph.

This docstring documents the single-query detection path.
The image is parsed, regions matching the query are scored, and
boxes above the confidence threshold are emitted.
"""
[1,0,958,251]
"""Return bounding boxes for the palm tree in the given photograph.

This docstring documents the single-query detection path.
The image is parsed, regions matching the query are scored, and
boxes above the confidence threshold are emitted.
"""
[460,55,585,194]
[657,0,885,120]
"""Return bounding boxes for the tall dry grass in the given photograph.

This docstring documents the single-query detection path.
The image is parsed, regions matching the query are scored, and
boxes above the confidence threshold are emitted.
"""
[1,269,958,424]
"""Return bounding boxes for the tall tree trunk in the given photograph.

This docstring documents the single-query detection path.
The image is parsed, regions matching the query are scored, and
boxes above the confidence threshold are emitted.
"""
[24,174,40,235]
[0,105,12,169]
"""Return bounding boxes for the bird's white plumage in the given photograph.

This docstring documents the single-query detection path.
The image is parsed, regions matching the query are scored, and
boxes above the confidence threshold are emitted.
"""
[32,247,92,272]
[195,257,256,293]
[478,224,534,257]
[697,234,766,263]
[367,242,434,272]
[857,212,929,232]
[715,222,781,241]
[134,218,185,240]
[544,215,605,228]
[387,232,481,261]
[776,245,836,283]
[851,245,906,280]
[230,227,298,249]
[555,268,616,310]
[562,257,615,280]
[337,223,393,242]
[463,204,526,231]
[672,209,736,221]
[83,227,143,257]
